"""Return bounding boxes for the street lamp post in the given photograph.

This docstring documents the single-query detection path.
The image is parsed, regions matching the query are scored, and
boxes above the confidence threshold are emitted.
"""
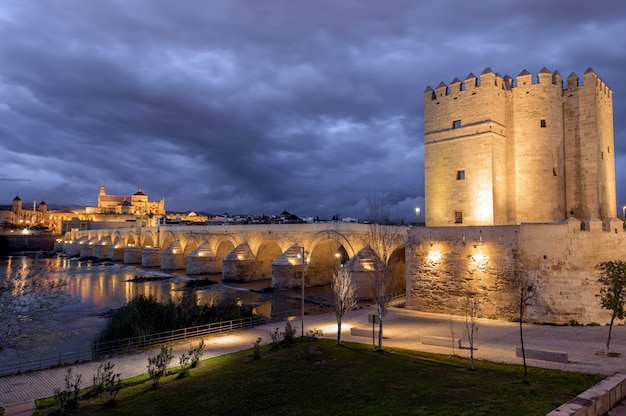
[298,246,309,336]
[623,205,626,217]
[415,207,421,225]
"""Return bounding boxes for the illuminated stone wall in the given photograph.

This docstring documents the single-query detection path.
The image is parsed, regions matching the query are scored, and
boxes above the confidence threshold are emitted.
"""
[423,68,616,226]
[63,223,408,292]
[406,219,626,324]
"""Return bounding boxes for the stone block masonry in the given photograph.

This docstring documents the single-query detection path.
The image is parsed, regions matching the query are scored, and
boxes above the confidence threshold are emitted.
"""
[406,219,626,325]
[423,68,616,227]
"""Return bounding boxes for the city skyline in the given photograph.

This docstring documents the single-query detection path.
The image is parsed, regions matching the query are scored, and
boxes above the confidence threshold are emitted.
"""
[1,1,625,220]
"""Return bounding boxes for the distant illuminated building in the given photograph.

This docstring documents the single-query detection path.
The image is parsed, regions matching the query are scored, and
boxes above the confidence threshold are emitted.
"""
[87,183,165,216]
[56,184,167,233]
[0,194,49,233]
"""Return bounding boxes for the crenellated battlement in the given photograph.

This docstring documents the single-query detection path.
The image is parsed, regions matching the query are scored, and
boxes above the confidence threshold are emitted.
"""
[423,65,616,227]
[425,67,611,101]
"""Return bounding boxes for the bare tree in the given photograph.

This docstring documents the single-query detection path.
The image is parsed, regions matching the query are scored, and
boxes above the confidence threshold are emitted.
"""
[596,260,626,355]
[366,192,402,351]
[464,293,480,371]
[331,267,357,345]
[518,272,536,384]
[0,258,72,355]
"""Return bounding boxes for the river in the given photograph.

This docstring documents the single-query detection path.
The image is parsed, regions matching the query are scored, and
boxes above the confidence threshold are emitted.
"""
[0,254,333,375]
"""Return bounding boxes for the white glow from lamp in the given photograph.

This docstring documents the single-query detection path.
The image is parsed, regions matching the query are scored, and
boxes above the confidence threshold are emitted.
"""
[472,253,489,267]
[427,250,441,263]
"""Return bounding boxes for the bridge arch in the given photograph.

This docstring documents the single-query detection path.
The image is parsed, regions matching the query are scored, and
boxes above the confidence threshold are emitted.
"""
[142,231,156,247]
[387,245,406,296]
[126,232,138,246]
[309,229,357,258]
[255,240,283,280]
[160,230,177,250]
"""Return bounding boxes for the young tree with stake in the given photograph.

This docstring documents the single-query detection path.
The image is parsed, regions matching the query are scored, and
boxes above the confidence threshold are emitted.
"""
[331,267,357,345]
[464,293,480,371]
[596,260,626,355]
[518,272,536,384]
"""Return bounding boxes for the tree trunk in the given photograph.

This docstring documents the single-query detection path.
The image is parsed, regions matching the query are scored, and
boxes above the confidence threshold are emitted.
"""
[607,314,616,354]
[377,313,384,351]
[337,320,342,345]
[520,292,528,384]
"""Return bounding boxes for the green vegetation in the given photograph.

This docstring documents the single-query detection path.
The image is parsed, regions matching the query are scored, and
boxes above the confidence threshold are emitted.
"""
[94,292,254,344]
[596,260,626,354]
[35,339,602,416]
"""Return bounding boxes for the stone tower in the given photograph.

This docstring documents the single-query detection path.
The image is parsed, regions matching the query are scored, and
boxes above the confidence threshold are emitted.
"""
[12,194,22,214]
[423,67,616,226]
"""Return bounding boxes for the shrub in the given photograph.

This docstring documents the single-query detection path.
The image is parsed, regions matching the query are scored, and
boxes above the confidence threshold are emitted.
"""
[305,328,324,355]
[52,368,82,414]
[284,322,296,346]
[147,345,174,388]
[178,353,191,378]
[270,327,282,351]
[189,339,205,368]
[90,361,121,401]
[252,337,263,360]
[94,293,254,345]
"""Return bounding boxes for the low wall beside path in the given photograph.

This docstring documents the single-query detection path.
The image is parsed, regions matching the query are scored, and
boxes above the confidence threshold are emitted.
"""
[547,372,626,416]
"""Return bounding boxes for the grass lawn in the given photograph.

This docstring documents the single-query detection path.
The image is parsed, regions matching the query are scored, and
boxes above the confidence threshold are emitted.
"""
[34,338,602,416]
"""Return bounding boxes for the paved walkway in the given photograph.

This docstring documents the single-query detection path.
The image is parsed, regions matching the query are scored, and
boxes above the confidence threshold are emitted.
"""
[3,307,626,415]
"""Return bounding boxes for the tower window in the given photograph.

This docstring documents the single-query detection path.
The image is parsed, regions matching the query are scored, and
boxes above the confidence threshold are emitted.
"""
[453,120,461,129]
[540,119,547,128]
[454,212,463,224]
[456,170,465,180]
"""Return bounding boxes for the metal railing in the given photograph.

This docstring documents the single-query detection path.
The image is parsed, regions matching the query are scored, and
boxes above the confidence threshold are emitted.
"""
[0,315,268,376]
[92,315,268,358]
[0,348,93,377]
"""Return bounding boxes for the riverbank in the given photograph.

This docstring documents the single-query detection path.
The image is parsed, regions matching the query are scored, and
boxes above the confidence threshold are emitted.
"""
[0,234,58,253]
[0,256,334,376]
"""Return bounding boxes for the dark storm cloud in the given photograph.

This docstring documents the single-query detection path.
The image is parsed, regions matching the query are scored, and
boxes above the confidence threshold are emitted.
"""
[1,0,625,220]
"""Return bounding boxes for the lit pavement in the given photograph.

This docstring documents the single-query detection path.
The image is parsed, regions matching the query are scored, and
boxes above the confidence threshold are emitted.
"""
[2,307,626,415]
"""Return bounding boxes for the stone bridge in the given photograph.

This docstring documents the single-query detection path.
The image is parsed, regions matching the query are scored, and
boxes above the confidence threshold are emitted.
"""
[60,223,408,294]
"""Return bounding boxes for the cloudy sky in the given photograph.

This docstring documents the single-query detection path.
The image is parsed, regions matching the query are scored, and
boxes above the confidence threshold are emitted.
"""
[1,1,625,221]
